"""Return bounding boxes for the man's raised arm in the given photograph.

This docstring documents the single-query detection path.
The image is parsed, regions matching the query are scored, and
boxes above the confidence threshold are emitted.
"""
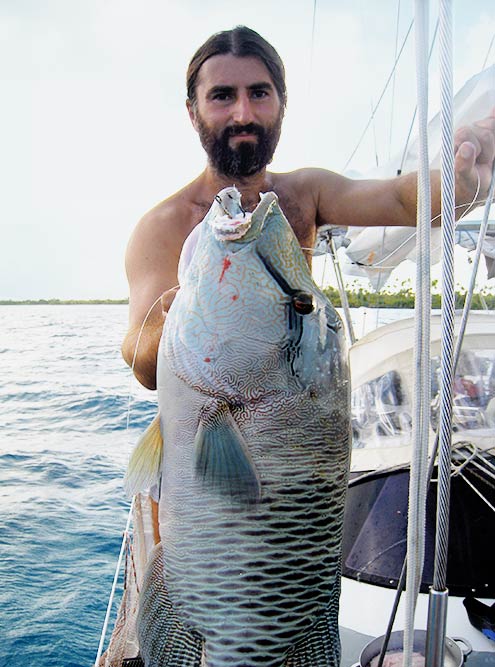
[313,108,495,229]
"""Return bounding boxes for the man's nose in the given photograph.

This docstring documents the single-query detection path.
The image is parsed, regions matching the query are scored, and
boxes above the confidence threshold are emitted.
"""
[231,93,255,125]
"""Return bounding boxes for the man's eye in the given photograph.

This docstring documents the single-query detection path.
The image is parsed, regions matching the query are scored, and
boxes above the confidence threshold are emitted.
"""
[212,93,232,101]
[251,89,268,99]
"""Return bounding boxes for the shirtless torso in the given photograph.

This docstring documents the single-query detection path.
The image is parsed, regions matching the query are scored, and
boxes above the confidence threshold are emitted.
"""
[122,166,411,390]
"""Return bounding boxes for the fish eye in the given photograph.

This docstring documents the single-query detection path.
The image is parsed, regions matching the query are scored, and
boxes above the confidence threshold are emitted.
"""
[292,292,314,314]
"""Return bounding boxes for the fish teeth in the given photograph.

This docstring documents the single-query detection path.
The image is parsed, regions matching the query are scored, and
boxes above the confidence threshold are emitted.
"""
[209,212,253,240]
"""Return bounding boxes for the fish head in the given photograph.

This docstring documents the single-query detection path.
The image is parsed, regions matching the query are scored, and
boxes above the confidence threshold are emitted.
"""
[165,186,348,401]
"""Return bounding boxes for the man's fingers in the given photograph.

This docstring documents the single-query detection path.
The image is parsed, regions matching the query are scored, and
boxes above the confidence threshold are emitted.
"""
[454,127,481,156]
[473,116,495,132]
[454,140,476,173]
[454,124,495,166]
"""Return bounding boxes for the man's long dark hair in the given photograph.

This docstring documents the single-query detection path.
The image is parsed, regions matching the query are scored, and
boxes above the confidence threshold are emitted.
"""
[186,26,287,108]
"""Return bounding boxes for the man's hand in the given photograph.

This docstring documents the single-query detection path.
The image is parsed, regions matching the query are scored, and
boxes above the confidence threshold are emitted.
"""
[454,107,495,209]
[161,286,180,315]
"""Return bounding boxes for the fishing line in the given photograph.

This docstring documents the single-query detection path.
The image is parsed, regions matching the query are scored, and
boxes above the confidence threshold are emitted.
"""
[95,287,177,666]
[301,176,485,276]
[126,288,179,432]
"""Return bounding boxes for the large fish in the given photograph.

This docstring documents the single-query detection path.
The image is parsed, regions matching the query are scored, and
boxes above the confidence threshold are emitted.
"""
[127,187,351,667]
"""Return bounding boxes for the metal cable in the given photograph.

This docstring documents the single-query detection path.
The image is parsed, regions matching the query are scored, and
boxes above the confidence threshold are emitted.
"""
[459,472,495,512]
[388,0,402,162]
[454,167,495,362]
[342,18,414,173]
[329,239,356,344]
[434,0,455,594]
[482,32,495,70]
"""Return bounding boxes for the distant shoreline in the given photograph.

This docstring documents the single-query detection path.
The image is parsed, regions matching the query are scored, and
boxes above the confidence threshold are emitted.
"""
[0,299,129,305]
[1,289,493,309]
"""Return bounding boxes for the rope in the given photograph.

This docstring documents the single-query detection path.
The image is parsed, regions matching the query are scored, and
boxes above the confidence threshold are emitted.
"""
[399,19,440,175]
[434,0,455,595]
[404,2,431,663]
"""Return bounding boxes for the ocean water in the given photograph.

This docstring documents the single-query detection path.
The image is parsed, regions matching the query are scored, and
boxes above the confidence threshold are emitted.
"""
[0,305,157,667]
[0,304,410,667]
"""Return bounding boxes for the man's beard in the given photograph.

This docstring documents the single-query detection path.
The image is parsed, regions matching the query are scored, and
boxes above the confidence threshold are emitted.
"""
[196,114,282,179]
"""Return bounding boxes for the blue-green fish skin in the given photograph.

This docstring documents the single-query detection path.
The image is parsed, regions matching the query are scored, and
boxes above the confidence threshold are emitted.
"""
[137,187,351,667]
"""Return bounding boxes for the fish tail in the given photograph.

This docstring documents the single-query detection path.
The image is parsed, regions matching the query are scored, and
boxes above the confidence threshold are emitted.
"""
[137,544,203,666]
[123,413,163,498]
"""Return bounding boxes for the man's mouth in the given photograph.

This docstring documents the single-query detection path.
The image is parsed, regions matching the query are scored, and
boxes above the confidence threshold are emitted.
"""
[230,133,258,143]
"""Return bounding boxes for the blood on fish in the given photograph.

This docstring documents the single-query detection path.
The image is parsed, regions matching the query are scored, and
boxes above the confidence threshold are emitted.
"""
[232,294,239,301]
[219,256,232,283]
[204,357,211,363]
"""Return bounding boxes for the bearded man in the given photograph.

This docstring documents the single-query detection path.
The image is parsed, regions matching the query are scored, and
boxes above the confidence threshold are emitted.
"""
[122,26,495,391]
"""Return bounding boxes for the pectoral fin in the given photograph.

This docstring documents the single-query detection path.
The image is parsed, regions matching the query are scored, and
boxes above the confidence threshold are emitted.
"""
[194,402,260,504]
[124,413,163,498]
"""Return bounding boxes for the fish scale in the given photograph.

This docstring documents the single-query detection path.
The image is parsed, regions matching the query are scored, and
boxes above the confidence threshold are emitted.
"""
[136,188,351,666]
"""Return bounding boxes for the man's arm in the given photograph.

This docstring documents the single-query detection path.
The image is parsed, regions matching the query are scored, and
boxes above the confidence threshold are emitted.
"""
[121,206,183,390]
[313,108,495,228]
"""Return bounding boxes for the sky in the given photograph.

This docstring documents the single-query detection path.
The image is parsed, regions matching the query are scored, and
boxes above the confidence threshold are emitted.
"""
[1,0,494,300]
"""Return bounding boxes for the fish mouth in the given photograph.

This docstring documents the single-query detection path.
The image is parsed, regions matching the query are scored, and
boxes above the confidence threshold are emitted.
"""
[210,212,253,241]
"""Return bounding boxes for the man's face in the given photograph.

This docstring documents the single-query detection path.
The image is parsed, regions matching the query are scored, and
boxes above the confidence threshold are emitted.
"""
[188,54,283,179]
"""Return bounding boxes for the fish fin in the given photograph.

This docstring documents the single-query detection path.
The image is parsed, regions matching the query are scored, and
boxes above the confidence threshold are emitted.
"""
[123,413,163,498]
[194,402,261,504]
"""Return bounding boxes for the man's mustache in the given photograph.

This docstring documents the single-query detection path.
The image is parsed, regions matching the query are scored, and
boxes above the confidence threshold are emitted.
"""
[224,124,265,138]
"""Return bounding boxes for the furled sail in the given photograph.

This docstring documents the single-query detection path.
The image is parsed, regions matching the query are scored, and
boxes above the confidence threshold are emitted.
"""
[340,66,495,291]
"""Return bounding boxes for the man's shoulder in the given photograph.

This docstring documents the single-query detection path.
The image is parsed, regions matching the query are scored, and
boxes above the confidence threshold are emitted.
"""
[272,167,343,195]
[132,183,207,252]
[139,187,195,230]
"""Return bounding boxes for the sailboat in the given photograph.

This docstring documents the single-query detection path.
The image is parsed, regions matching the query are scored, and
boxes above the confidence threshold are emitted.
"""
[324,61,495,667]
[338,311,495,666]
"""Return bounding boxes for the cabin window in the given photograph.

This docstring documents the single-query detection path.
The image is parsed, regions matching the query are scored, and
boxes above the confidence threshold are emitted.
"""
[352,370,412,449]
[430,350,495,432]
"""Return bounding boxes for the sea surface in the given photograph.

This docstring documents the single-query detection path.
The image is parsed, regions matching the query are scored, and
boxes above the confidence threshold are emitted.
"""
[0,304,411,667]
